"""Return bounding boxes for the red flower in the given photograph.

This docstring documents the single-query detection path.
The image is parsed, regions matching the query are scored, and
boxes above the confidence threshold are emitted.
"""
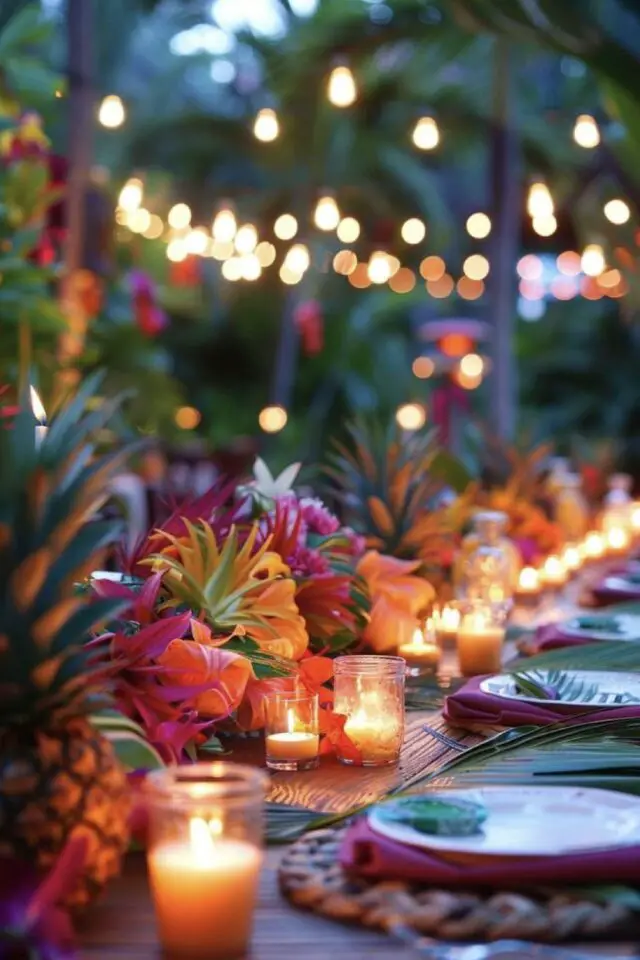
[319,710,362,764]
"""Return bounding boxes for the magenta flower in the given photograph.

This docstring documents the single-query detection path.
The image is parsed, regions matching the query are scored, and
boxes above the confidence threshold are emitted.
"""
[299,497,341,536]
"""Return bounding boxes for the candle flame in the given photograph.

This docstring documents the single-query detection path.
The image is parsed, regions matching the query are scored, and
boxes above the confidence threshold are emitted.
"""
[543,555,564,577]
[584,532,605,558]
[287,707,296,733]
[208,815,223,837]
[30,386,46,424]
[189,816,215,863]
[607,527,629,550]
[562,546,581,571]
[441,605,460,630]
[631,506,640,532]
[411,626,425,649]
[519,566,539,590]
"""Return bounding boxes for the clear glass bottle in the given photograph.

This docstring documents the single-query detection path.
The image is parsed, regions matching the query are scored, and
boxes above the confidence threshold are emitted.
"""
[602,473,633,532]
[546,457,571,500]
[555,472,589,540]
[456,511,516,605]
[333,655,405,767]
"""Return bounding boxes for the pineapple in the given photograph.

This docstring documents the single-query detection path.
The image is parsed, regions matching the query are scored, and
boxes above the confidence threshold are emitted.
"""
[0,374,132,909]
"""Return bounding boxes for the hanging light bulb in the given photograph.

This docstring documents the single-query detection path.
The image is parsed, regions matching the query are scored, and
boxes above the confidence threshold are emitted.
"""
[532,215,557,237]
[259,405,288,433]
[367,251,392,284]
[527,181,554,218]
[581,244,605,277]
[168,203,192,230]
[253,107,279,142]
[412,117,439,150]
[604,199,630,225]
[396,403,426,431]
[401,218,426,244]
[185,227,209,255]
[98,94,125,128]
[466,212,491,239]
[573,114,600,149]
[327,65,357,107]
[314,195,340,231]
[337,217,360,243]
[234,224,258,254]
[118,178,143,212]
[284,243,310,274]
[212,208,237,242]
[274,214,298,240]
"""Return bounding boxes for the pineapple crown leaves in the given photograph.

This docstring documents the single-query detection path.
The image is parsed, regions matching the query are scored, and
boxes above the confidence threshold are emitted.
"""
[0,372,138,728]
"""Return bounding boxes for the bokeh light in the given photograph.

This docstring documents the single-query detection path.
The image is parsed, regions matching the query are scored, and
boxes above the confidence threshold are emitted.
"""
[396,402,426,431]
[259,405,288,432]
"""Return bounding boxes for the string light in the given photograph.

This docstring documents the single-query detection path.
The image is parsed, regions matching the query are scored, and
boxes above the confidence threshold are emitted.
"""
[412,356,435,379]
[142,214,164,240]
[337,217,360,243]
[255,241,277,266]
[401,218,426,244]
[532,214,557,237]
[327,65,357,107]
[185,227,209,255]
[389,267,416,293]
[463,254,490,280]
[556,251,581,276]
[457,276,484,300]
[222,257,243,281]
[519,279,545,300]
[234,224,258,254]
[274,214,298,240]
[118,178,143,211]
[396,403,426,431]
[581,243,605,277]
[175,406,201,429]
[367,251,392,284]
[211,240,234,261]
[466,212,491,239]
[459,353,484,378]
[253,107,279,142]
[550,276,578,300]
[284,243,310,274]
[166,237,187,262]
[597,268,622,289]
[314,196,340,231]
[333,250,357,275]
[573,114,600,149]
[457,368,483,390]
[259,405,288,432]
[212,208,237,242]
[279,265,303,285]
[527,181,554,218]
[412,117,439,150]
[348,264,371,289]
[168,203,192,230]
[427,274,454,297]
[127,208,151,234]
[239,254,262,281]
[99,94,125,128]
[604,199,631,225]
[517,254,543,280]
[420,256,445,281]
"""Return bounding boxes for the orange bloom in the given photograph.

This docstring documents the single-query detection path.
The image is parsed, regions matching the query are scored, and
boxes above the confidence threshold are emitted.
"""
[158,637,253,719]
[246,577,309,660]
[357,551,434,652]
[236,675,291,731]
[319,711,362,764]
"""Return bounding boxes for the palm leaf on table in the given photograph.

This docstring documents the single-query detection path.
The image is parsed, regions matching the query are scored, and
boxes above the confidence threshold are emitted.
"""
[510,640,640,675]
[511,670,601,703]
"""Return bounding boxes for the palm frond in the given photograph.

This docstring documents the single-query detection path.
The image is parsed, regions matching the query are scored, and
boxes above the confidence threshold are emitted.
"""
[510,639,640,675]
[511,670,600,703]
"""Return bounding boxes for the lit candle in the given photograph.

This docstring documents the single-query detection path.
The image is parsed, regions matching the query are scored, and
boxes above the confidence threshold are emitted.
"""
[333,656,405,766]
[606,526,630,555]
[343,694,404,765]
[456,610,504,676]
[265,707,319,770]
[398,620,440,676]
[630,503,640,538]
[30,386,47,447]
[562,544,582,573]
[148,816,262,960]
[433,604,460,645]
[582,531,606,561]
[540,554,568,589]
[515,566,541,605]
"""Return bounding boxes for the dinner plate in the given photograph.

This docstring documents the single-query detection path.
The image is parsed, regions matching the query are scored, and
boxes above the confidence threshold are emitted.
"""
[480,669,640,707]
[561,611,640,642]
[369,785,640,858]
[601,576,640,596]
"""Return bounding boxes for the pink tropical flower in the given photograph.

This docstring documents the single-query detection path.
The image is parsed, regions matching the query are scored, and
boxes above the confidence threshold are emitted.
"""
[298,497,340,536]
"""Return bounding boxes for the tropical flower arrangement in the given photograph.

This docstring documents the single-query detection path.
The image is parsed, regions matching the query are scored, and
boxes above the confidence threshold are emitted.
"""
[89,459,434,762]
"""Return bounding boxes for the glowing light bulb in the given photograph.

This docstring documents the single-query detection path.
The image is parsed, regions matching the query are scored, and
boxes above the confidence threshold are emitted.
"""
[527,182,554,218]
[185,227,209,255]
[98,94,125,128]
[396,403,426,431]
[255,241,277,266]
[175,406,201,430]
[284,243,310,274]
[168,203,192,230]
[401,218,426,244]
[367,251,391,284]
[532,215,557,237]
[604,199,630,225]
[466,212,491,239]
[412,356,435,379]
[239,254,262,281]
[581,244,605,277]
[222,257,243,281]
[212,208,237,242]
[463,254,490,280]
[166,237,187,262]
[274,214,298,240]
[327,65,357,107]
[253,107,279,142]
[573,114,600,149]
[337,217,360,243]
[127,208,151,234]
[459,353,484,378]
[314,196,340,231]
[412,116,439,150]
[143,214,164,240]
[118,178,143,212]
[234,224,258,254]
[259,405,287,433]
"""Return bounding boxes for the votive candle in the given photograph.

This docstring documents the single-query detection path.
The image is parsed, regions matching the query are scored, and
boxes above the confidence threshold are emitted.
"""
[540,555,567,589]
[265,693,319,772]
[334,656,405,766]
[398,619,440,676]
[433,604,460,645]
[456,609,504,676]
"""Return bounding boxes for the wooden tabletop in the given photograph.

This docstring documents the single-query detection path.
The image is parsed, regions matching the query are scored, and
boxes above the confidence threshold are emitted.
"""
[81,571,640,958]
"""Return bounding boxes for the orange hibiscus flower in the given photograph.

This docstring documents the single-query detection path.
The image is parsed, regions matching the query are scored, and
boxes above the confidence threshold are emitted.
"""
[357,551,434,653]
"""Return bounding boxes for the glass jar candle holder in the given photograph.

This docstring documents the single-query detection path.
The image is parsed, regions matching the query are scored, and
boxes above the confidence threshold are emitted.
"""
[265,692,319,772]
[145,763,267,960]
[333,655,405,767]
[432,603,461,646]
[397,618,441,677]
[456,602,506,677]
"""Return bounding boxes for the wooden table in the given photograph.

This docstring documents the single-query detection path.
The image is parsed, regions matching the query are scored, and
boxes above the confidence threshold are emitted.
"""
[82,573,640,958]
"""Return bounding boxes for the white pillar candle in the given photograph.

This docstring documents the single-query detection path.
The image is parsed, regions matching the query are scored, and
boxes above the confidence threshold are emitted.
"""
[266,708,319,764]
[457,610,504,676]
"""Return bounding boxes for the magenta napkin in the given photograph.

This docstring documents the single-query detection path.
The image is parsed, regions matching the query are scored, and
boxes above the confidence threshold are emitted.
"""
[442,676,640,729]
[591,581,640,607]
[340,817,640,887]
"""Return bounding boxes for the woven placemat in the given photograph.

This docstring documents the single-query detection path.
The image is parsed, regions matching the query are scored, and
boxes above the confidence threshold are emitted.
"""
[279,824,640,943]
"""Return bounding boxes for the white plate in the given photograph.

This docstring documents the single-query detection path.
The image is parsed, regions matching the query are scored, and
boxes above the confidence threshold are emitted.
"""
[602,576,640,596]
[480,669,640,708]
[561,612,640,642]
[90,571,124,582]
[369,786,640,858]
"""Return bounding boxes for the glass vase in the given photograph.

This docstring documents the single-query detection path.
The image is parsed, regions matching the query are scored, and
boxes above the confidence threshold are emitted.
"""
[333,655,405,767]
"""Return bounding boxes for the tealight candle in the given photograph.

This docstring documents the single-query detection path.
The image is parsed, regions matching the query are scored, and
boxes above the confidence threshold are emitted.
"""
[398,619,441,676]
[456,609,504,676]
[146,763,266,960]
[433,604,460,645]
[334,656,405,766]
[540,555,568,589]
[606,526,630,555]
[265,694,319,772]
[515,566,541,606]
[30,386,47,448]
[631,503,640,538]
[562,544,582,574]
[582,531,606,562]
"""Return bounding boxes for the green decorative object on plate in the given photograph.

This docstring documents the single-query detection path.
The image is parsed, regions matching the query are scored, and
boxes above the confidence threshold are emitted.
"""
[376,795,487,837]
[576,616,623,633]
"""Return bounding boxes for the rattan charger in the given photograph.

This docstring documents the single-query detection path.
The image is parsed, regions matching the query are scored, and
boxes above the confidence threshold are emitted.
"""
[279,824,640,944]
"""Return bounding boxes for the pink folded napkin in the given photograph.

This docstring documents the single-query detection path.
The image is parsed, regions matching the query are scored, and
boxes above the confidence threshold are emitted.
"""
[340,817,640,887]
[591,581,640,607]
[442,676,640,729]
[526,622,593,654]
